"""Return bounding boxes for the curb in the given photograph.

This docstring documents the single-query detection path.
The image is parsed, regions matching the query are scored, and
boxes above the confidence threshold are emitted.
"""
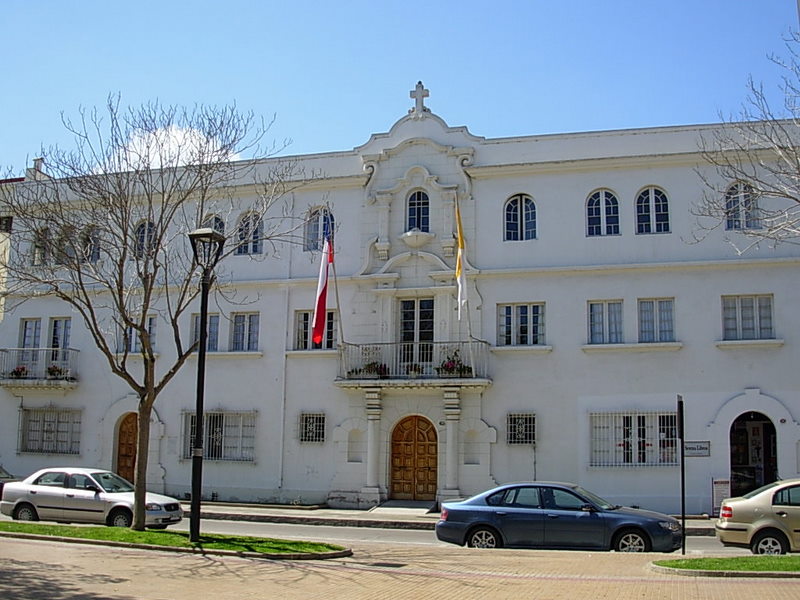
[197,511,715,536]
[649,562,800,579]
[200,510,437,530]
[0,531,353,561]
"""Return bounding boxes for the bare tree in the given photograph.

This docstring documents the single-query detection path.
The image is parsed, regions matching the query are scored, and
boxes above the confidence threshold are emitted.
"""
[695,32,800,253]
[0,95,300,529]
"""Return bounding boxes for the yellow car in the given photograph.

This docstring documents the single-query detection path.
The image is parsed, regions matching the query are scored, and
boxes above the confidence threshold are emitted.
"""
[716,479,800,554]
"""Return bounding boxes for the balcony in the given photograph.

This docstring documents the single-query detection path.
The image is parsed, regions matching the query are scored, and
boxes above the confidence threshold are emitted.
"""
[337,340,491,389]
[0,348,80,389]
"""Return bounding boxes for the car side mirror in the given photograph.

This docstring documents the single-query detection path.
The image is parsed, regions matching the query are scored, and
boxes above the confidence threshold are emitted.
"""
[581,504,596,512]
[86,485,101,494]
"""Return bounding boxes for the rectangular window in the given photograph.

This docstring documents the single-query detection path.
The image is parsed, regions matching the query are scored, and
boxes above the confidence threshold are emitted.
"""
[117,316,156,353]
[49,317,71,364]
[231,313,259,351]
[20,408,81,455]
[183,411,256,461]
[588,301,623,344]
[192,313,219,352]
[722,295,774,340]
[299,412,326,443]
[590,411,677,467]
[638,298,674,343]
[294,310,337,350]
[507,413,536,445]
[497,303,545,346]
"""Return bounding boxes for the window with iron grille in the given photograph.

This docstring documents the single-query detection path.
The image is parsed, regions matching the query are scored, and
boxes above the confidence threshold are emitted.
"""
[294,310,337,349]
[497,303,545,346]
[183,411,256,461]
[722,295,774,340]
[20,408,81,455]
[507,413,536,445]
[590,411,677,467]
[299,412,326,443]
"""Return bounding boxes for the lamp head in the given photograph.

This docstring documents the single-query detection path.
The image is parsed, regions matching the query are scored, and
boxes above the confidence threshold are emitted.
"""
[188,227,225,268]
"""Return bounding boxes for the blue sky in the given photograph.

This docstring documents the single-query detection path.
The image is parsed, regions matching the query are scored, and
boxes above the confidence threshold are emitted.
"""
[1,1,797,174]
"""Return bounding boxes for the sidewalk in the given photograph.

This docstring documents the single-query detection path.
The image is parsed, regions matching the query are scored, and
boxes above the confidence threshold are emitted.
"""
[184,500,717,536]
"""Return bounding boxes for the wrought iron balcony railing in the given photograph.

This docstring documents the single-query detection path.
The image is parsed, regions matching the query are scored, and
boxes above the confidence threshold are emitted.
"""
[339,340,490,381]
[0,348,80,386]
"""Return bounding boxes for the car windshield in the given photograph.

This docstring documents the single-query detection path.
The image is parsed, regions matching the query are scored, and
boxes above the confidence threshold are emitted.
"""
[572,485,616,510]
[742,481,781,499]
[91,471,134,493]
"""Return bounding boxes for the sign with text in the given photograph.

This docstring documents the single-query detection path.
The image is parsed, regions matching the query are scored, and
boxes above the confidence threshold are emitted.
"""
[684,441,710,457]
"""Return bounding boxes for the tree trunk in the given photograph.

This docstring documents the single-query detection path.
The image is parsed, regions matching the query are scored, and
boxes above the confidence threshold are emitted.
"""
[132,400,152,530]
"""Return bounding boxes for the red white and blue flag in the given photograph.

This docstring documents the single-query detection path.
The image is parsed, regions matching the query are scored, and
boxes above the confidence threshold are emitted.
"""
[312,235,333,344]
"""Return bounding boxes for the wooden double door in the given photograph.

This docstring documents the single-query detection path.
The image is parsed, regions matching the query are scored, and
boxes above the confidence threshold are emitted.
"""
[116,413,137,483]
[390,415,438,501]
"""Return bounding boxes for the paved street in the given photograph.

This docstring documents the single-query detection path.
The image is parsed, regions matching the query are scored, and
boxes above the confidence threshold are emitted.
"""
[2,536,799,600]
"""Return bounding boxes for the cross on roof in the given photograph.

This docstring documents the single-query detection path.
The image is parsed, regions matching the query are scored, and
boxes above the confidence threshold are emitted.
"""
[410,81,430,114]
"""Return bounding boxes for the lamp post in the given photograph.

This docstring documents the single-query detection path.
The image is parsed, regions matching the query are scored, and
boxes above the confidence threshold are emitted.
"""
[187,227,225,543]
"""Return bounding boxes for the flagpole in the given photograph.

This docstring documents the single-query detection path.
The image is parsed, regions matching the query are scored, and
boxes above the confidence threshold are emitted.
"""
[331,255,345,345]
[454,196,476,375]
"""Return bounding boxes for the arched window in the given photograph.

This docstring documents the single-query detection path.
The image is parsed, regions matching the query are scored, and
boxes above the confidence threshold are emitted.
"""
[586,189,619,236]
[81,226,101,263]
[636,187,670,234]
[235,213,262,255]
[407,190,429,232]
[725,182,760,230]
[304,208,334,251]
[202,215,225,236]
[504,194,536,241]
[133,221,155,258]
[32,227,50,266]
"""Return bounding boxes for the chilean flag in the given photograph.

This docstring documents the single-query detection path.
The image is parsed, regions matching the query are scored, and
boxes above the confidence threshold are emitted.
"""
[312,235,333,344]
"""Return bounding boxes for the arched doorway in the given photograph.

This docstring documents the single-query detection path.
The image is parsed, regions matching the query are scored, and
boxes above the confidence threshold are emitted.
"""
[730,411,777,496]
[390,415,437,501]
[116,412,137,483]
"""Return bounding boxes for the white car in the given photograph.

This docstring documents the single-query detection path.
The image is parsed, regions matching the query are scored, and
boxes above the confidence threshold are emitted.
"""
[0,467,183,528]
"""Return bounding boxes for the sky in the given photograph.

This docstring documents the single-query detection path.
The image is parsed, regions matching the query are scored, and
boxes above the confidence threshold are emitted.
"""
[1,1,798,175]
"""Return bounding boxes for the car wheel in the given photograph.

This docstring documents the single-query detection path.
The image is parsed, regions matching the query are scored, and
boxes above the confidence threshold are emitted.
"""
[13,503,39,522]
[613,529,651,552]
[466,527,502,549]
[108,508,133,528]
[751,530,788,555]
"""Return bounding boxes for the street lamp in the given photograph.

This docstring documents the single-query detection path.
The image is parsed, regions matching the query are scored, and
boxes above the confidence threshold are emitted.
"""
[187,227,225,543]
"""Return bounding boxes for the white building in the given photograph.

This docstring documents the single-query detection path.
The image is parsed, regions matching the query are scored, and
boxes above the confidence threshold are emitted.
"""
[0,83,797,514]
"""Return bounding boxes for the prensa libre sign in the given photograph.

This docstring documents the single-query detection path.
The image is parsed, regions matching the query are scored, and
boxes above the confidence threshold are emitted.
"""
[683,441,711,457]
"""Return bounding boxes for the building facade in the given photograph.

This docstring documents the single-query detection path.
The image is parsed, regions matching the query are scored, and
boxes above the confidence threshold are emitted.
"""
[1,84,798,514]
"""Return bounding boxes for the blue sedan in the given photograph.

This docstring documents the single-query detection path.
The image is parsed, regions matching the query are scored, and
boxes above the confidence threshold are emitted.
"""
[436,482,682,552]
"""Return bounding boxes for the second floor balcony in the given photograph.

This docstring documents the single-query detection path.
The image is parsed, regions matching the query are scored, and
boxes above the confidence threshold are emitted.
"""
[337,340,491,388]
[0,348,80,389]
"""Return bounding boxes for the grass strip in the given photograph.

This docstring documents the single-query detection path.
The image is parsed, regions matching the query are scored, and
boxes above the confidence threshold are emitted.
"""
[654,556,800,572]
[0,521,344,555]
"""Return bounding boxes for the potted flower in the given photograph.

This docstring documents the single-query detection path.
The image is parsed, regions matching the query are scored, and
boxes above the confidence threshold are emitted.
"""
[405,363,423,378]
[436,349,472,377]
[363,361,389,378]
[9,365,27,379]
[47,365,66,379]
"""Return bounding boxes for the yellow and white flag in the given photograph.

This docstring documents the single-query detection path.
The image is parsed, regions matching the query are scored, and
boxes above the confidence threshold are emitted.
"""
[455,200,467,320]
